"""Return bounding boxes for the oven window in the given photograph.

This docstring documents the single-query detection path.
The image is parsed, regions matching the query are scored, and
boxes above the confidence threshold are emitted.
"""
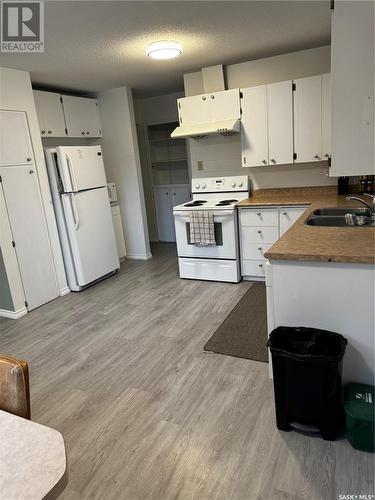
[185,222,223,246]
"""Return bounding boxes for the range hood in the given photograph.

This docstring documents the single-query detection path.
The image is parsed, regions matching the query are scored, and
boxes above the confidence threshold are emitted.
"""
[171,118,240,140]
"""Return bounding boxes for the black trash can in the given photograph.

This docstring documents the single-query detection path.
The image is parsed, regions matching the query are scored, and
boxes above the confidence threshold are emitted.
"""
[267,326,348,441]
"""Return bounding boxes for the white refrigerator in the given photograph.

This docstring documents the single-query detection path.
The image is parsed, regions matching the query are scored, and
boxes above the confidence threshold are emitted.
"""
[45,145,120,291]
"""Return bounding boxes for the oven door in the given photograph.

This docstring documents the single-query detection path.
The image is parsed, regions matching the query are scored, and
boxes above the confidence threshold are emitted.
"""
[174,210,238,259]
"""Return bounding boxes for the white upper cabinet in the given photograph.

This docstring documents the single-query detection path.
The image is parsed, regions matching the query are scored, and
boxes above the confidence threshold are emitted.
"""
[241,85,268,167]
[330,0,374,176]
[267,80,294,165]
[0,110,33,167]
[177,89,240,126]
[62,95,102,137]
[33,90,67,137]
[321,73,331,160]
[293,75,322,163]
[241,80,293,167]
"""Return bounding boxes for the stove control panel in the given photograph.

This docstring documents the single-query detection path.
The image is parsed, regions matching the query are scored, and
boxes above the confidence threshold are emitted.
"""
[192,176,248,193]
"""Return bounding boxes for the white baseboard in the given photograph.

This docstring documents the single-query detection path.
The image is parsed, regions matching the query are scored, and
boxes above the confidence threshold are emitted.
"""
[126,252,153,261]
[243,276,266,282]
[59,287,70,296]
[0,307,28,320]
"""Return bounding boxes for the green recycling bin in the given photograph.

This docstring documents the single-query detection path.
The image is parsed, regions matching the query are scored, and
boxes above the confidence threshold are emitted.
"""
[344,383,374,453]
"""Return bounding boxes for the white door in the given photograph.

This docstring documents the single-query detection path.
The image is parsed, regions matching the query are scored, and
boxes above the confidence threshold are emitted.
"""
[0,166,58,310]
[241,85,268,167]
[62,95,102,137]
[209,89,240,122]
[0,111,33,167]
[178,95,210,126]
[267,81,294,165]
[171,185,191,207]
[62,187,119,286]
[56,146,107,192]
[33,90,67,137]
[293,75,322,162]
[321,73,331,160]
[154,187,174,242]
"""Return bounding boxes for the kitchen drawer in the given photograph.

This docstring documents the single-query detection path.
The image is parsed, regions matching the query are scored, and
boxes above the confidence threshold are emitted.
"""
[241,242,273,261]
[240,208,279,227]
[242,259,266,277]
[241,226,279,244]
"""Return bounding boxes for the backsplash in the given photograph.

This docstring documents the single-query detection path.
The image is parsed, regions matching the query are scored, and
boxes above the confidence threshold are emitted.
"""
[188,135,337,190]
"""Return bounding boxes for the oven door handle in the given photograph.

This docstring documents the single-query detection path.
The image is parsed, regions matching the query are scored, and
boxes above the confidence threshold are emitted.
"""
[174,210,233,217]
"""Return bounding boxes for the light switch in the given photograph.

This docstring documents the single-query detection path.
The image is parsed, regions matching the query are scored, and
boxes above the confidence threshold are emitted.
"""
[197,161,203,171]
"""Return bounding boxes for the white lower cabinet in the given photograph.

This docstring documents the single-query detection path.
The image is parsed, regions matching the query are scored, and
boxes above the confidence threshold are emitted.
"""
[155,184,190,242]
[240,206,308,280]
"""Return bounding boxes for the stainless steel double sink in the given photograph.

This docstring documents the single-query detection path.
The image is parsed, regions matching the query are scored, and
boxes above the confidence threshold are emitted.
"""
[306,207,375,227]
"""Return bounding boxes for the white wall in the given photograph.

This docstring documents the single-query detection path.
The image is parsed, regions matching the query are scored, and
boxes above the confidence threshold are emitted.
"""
[0,67,68,310]
[98,87,151,260]
[134,91,183,126]
[186,46,336,189]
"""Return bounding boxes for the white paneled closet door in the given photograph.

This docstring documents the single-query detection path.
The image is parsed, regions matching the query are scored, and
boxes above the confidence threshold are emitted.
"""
[0,166,59,310]
[267,80,294,165]
[241,85,268,167]
[0,111,33,167]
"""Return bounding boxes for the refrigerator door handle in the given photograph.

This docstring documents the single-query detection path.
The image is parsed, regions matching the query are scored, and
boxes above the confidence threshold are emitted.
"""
[70,194,80,230]
[66,153,77,192]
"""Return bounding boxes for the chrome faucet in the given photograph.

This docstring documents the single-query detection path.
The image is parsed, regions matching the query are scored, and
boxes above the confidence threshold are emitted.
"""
[346,193,375,220]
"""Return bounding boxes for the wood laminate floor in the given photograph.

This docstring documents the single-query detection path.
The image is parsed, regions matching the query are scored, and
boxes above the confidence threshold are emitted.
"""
[1,244,373,500]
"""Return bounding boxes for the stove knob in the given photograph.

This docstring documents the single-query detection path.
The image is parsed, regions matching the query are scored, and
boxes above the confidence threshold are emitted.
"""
[231,182,236,188]
[238,181,243,188]
[201,183,206,189]
[195,183,200,189]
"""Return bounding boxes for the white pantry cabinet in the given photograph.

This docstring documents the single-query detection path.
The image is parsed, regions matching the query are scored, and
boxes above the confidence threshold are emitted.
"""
[0,111,33,167]
[177,89,240,126]
[241,80,294,167]
[0,166,59,310]
[330,0,374,176]
[155,184,190,242]
[61,95,102,137]
[33,90,67,137]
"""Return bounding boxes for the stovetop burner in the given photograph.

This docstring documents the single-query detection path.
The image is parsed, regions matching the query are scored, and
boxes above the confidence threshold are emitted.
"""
[184,200,207,207]
[215,199,239,206]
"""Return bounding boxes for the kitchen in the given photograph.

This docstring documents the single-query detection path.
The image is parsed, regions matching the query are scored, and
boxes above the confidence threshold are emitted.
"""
[0,1,374,498]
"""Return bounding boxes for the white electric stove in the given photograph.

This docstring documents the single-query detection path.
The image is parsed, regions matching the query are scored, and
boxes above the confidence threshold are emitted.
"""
[173,175,249,282]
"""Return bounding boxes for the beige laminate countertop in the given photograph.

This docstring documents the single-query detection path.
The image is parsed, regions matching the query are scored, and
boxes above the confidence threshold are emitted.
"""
[236,186,375,264]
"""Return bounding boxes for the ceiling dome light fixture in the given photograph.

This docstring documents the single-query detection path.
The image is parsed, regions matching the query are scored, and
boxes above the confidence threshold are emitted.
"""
[146,40,183,60]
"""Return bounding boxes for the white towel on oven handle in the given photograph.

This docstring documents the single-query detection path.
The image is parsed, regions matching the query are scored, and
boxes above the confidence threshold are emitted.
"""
[189,211,216,246]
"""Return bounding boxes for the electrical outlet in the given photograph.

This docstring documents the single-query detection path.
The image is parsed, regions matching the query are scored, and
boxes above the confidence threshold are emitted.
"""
[197,161,203,171]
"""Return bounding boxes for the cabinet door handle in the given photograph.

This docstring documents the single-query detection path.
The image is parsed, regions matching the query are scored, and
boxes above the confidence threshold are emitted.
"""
[41,130,45,134]
[26,157,31,162]
[258,263,263,267]
[324,153,329,158]
[258,247,262,251]
[257,212,261,216]
[48,130,52,134]
[262,159,267,165]
[314,154,320,160]
[211,95,215,99]
[271,158,276,164]
[257,229,262,234]
[86,131,90,135]
[283,212,287,216]
[202,96,206,101]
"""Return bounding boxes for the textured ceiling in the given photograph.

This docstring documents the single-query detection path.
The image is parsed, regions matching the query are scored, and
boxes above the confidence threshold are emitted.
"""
[0,0,331,96]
